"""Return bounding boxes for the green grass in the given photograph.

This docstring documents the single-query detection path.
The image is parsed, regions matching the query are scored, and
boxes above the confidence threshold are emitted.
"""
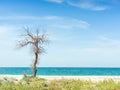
[0,77,120,90]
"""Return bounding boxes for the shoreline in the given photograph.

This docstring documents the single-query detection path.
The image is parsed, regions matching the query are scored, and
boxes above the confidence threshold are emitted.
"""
[1,75,120,82]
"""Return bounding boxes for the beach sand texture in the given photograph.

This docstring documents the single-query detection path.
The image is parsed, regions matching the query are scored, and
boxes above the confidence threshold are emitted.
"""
[0,75,120,82]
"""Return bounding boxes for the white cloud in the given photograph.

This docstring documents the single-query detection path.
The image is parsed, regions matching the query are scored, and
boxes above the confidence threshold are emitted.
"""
[92,6,107,11]
[0,16,40,20]
[67,1,107,11]
[41,16,90,29]
[0,15,62,20]
[46,0,64,3]
[0,15,89,30]
[42,16,62,20]
[87,35,120,48]
[93,40,120,48]
[98,35,112,41]
[45,0,108,11]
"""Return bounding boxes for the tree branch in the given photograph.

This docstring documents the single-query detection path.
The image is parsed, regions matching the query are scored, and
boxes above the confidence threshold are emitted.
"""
[24,26,35,40]
[19,41,34,47]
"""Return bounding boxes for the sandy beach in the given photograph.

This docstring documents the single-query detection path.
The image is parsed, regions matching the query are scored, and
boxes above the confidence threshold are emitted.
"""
[39,76,120,82]
[0,75,120,82]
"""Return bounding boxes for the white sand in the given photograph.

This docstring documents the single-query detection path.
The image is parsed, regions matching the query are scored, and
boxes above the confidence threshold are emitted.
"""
[38,76,120,82]
[0,75,23,81]
[1,75,120,82]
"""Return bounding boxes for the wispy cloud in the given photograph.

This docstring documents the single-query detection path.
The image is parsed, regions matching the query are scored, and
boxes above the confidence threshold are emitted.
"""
[0,15,90,30]
[42,16,63,20]
[45,0,111,11]
[42,16,90,29]
[67,1,107,11]
[0,16,40,20]
[91,35,120,47]
[45,0,64,3]
[0,15,62,20]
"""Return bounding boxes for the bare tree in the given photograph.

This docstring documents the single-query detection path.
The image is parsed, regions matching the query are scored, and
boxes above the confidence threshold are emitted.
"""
[18,27,49,77]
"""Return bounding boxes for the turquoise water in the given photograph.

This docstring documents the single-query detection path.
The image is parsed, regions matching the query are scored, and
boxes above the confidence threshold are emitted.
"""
[0,67,120,76]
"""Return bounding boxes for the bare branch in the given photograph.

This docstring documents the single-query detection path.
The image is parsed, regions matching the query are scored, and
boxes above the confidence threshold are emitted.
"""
[38,33,49,44]
[24,26,35,40]
[19,41,34,48]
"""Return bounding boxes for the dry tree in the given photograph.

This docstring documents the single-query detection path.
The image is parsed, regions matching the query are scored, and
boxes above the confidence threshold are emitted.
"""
[18,27,49,77]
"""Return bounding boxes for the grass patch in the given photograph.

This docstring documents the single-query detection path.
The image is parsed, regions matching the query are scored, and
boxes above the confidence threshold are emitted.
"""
[0,77,120,90]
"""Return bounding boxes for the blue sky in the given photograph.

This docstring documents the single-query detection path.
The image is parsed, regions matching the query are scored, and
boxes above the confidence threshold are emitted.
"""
[0,0,120,67]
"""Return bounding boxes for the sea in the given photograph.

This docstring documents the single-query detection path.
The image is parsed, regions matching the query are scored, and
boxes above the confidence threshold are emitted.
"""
[0,67,120,76]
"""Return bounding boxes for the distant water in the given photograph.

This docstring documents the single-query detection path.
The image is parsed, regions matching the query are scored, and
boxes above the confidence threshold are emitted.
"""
[0,67,120,76]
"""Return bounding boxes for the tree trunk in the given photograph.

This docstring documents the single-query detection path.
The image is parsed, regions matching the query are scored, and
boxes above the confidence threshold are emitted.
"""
[33,52,38,77]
